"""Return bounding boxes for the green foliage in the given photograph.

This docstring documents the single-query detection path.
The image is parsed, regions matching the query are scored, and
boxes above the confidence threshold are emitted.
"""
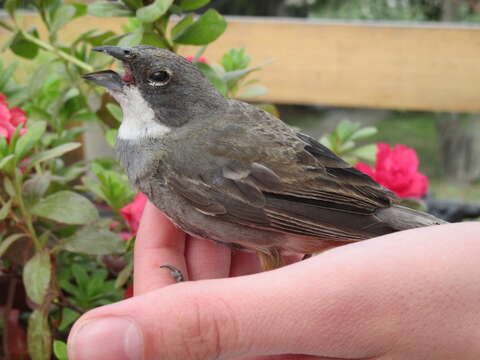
[62,226,125,255]
[320,119,378,164]
[53,340,69,360]
[28,309,52,360]
[30,191,99,225]
[0,1,272,358]
[174,9,227,45]
[23,250,52,305]
[194,47,270,98]
[58,260,123,310]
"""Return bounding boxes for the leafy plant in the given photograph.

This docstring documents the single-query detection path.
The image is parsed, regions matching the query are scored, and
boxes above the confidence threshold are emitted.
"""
[193,47,271,98]
[0,1,275,358]
[320,119,378,164]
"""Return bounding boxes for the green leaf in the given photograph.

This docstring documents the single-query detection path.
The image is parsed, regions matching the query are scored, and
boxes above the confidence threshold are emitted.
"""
[238,84,267,99]
[136,0,173,23]
[196,62,228,96]
[223,62,267,86]
[118,27,143,47]
[0,233,25,258]
[23,250,52,304]
[28,142,81,167]
[71,2,88,17]
[53,340,68,360]
[28,309,52,360]
[0,134,8,157]
[338,140,355,153]
[31,191,99,225]
[174,9,227,45]
[58,308,80,332]
[23,174,51,207]
[88,1,134,17]
[90,162,135,210]
[72,263,89,287]
[122,0,143,10]
[336,120,360,142]
[0,61,18,90]
[221,48,250,72]
[63,227,124,255]
[142,32,169,48]
[51,4,77,33]
[171,14,194,40]
[0,199,12,220]
[10,30,40,59]
[115,257,133,288]
[350,126,378,141]
[105,128,118,148]
[15,121,47,160]
[28,62,53,98]
[106,103,123,122]
[3,176,15,197]
[350,144,377,162]
[5,0,20,19]
[179,0,210,11]
[0,154,16,172]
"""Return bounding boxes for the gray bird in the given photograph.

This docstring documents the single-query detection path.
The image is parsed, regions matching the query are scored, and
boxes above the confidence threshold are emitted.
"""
[83,45,446,272]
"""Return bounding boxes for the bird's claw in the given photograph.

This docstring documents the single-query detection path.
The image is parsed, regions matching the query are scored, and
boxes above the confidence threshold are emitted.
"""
[160,264,185,282]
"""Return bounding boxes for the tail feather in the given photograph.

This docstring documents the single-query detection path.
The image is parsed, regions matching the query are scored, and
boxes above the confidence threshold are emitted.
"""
[376,205,447,231]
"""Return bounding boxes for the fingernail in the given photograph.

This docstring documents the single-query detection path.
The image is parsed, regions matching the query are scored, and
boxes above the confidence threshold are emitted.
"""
[69,317,144,360]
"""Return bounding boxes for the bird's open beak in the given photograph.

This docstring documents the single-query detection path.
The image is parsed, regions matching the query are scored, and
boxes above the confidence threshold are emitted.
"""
[81,46,135,91]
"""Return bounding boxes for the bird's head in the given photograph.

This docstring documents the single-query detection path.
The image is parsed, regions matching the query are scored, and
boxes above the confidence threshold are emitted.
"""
[82,46,226,132]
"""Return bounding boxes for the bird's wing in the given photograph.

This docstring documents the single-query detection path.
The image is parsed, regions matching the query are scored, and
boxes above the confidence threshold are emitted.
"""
[167,101,398,241]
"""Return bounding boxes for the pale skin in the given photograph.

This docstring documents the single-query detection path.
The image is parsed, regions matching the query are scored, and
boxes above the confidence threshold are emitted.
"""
[67,201,480,360]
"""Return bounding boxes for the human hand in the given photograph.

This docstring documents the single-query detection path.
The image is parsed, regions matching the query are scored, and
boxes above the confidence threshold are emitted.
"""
[68,202,480,360]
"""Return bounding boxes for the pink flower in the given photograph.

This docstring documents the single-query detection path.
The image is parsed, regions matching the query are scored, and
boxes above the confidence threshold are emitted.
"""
[119,193,148,234]
[185,55,208,64]
[0,93,28,142]
[10,107,27,127]
[355,143,428,199]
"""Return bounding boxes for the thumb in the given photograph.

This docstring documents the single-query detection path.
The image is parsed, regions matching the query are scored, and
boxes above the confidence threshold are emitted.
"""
[66,256,369,360]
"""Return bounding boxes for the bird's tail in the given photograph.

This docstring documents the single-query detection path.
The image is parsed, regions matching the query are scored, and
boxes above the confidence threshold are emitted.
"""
[375,204,447,231]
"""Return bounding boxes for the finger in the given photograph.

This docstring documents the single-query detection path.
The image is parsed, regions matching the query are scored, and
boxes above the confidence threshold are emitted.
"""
[68,260,380,360]
[185,236,231,280]
[69,223,480,360]
[134,201,187,295]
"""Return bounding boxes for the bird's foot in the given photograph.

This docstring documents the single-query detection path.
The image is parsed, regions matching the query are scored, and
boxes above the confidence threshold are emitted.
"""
[302,253,312,261]
[160,264,185,282]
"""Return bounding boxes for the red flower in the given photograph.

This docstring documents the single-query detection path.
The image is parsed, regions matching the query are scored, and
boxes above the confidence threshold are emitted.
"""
[119,193,148,235]
[185,55,208,64]
[0,93,28,142]
[355,143,428,199]
[124,284,134,299]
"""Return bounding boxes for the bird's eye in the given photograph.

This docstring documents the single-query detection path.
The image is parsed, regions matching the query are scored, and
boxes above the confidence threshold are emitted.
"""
[148,70,171,86]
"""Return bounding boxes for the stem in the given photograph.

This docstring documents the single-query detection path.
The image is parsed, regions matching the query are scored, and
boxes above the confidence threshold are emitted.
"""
[12,174,41,252]
[153,23,174,51]
[20,31,94,72]
[2,276,18,360]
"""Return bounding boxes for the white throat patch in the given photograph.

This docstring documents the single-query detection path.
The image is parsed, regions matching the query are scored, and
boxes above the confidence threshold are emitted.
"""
[109,87,171,140]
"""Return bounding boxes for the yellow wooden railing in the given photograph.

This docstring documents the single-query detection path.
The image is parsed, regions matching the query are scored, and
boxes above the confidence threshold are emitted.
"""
[2,15,480,112]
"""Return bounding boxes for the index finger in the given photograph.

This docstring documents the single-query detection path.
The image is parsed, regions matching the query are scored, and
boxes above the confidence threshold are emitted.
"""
[134,201,187,295]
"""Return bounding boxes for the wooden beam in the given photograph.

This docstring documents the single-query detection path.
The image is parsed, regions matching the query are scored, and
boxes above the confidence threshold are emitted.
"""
[2,15,480,112]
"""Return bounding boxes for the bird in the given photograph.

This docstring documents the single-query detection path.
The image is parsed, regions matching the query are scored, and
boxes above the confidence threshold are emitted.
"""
[83,45,447,275]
